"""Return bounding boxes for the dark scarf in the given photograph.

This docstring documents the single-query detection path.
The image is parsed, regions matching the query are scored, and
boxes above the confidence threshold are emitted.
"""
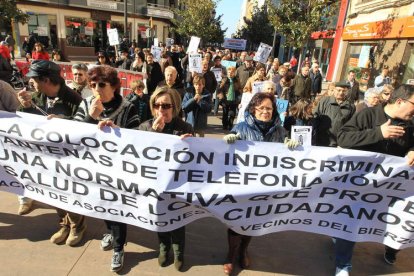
[253,117,274,135]
[101,93,122,118]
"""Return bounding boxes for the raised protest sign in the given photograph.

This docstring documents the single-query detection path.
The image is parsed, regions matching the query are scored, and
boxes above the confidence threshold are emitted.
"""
[221,60,237,69]
[236,92,253,123]
[189,54,202,73]
[254,42,272,64]
[276,99,289,124]
[223,38,247,51]
[187,36,201,54]
[151,46,162,62]
[107,28,119,46]
[211,68,223,82]
[1,112,414,250]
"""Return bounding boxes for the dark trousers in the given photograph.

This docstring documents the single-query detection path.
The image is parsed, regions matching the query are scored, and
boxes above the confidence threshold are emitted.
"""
[105,220,127,252]
[222,101,237,130]
[158,226,185,257]
[227,229,252,263]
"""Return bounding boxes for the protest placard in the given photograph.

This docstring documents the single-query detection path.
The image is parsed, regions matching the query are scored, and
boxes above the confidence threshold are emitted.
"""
[291,126,312,147]
[187,36,201,54]
[254,42,272,64]
[189,54,202,73]
[107,28,119,46]
[223,38,247,51]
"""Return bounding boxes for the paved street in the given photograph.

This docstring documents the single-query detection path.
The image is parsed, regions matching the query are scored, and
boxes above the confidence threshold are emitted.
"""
[1,114,414,276]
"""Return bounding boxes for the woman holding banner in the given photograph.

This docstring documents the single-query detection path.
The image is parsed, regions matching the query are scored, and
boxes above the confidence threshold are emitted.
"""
[138,86,193,271]
[222,92,298,275]
[73,65,141,272]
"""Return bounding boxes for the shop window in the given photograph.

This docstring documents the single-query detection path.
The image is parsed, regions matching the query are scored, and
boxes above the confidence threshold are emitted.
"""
[341,43,376,92]
[65,17,96,47]
[402,44,414,85]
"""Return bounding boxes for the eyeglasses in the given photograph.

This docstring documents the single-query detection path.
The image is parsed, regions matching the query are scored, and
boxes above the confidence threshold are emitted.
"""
[153,103,173,110]
[255,107,273,112]
[90,82,110,89]
[403,98,414,106]
[73,73,84,76]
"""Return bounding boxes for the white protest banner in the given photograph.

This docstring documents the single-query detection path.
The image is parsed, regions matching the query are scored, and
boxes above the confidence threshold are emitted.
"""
[223,38,247,51]
[236,93,253,123]
[189,54,202,73]
[153,38,159,47]
[276,99,289,124]
[1,112,414,250]
[252,81,265,94]
[254,42,272,64]
[291,126,312,147]
[151,46,162,62]
[187,36,201,54]
[107,28,120,46]
[211,68,223,82]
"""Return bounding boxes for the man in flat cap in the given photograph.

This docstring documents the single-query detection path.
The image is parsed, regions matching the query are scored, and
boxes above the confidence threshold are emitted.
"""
[313,81,355,147]
[334,84,414,275]
[16,60,85,247]
[17,60,82,118]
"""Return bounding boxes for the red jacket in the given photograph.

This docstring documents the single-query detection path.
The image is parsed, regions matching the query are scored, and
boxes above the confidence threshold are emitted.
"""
[32,51,50,60]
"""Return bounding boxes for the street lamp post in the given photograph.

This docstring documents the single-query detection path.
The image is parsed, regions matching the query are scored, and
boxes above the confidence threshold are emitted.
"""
[124,0,128,39]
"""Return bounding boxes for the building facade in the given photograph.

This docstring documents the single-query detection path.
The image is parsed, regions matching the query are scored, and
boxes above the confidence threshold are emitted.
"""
[14,0,178,59]
[333,0,414,90]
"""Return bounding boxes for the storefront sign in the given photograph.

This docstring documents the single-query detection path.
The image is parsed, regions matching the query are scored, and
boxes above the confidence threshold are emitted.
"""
[91,10,111,21]
[343,16,414,40]
[87,0,117,10]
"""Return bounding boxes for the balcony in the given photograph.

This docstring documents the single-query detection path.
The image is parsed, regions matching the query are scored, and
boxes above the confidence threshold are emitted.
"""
[145,3,174,19]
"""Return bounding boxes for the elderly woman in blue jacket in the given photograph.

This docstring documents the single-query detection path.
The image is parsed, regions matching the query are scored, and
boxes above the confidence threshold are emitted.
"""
[182,74,212,137]
[222,92,298,274]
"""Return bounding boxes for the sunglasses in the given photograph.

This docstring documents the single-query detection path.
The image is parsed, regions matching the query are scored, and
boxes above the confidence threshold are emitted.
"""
[383,93,390,96]
[73,73,84,76]
[153,103,173,110]
[90,82,110,89]
[98,56,105,58]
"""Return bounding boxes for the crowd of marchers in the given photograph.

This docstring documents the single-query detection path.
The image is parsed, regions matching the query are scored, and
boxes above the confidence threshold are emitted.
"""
[0,35,414,276]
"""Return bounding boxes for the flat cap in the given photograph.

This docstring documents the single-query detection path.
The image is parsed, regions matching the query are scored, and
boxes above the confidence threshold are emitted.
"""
[334,81,351,88]
[26,60,61,78]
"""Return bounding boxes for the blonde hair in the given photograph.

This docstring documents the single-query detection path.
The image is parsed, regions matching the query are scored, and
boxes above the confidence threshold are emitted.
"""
[130,79,145,91]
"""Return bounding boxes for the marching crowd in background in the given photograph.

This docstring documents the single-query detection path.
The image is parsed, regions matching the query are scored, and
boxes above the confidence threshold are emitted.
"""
[0,34,414,276]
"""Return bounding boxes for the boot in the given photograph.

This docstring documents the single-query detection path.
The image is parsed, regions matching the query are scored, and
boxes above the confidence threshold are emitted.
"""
[223,233,242,275]
[172,243,184,271]
[158,242,170,267]
[239,235,252,269]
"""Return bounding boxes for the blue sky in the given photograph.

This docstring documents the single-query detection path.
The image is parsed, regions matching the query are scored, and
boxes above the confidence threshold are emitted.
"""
[216,0,244,38]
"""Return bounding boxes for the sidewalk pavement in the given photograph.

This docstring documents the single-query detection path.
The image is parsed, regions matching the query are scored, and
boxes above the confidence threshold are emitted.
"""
[1,114,414,276]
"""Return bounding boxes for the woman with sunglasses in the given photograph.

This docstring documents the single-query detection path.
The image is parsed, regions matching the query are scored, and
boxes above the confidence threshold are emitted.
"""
[68,63,93,99]
[96,51,114,67]
[222,92,293,275]
[138,86,193,271]
[73,65,141,272]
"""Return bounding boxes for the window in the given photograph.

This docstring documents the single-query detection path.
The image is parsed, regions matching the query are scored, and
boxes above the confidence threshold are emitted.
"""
[65,17,96,47]
[341,43,377,92]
